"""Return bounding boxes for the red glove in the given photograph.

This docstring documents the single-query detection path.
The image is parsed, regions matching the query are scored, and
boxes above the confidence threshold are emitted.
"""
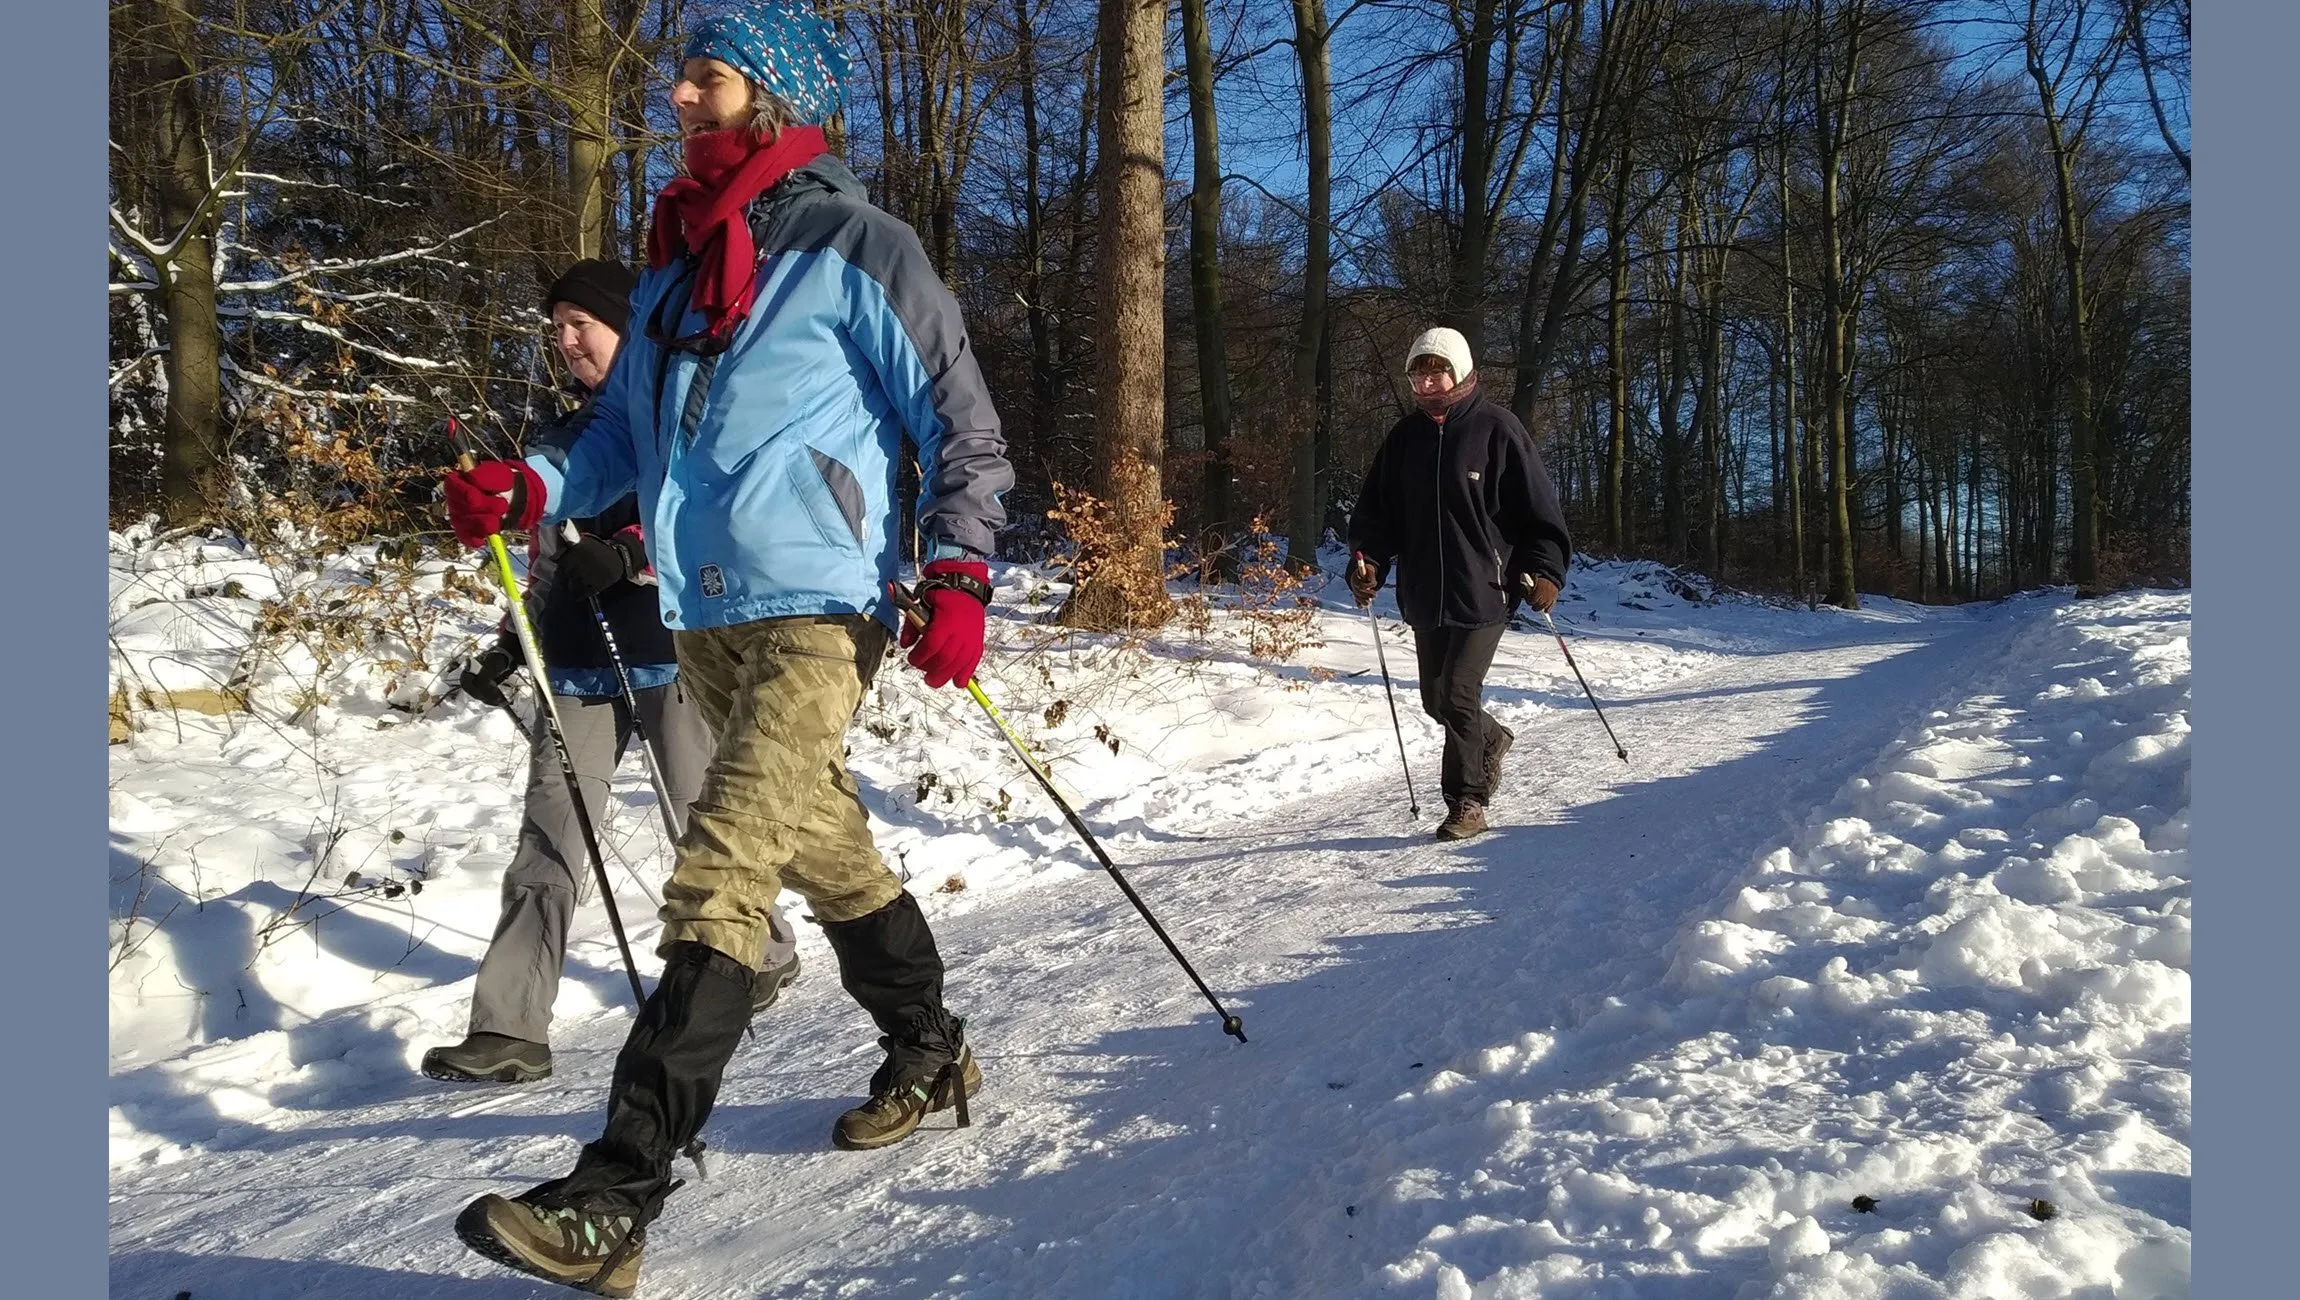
[900,559,991,689]
[443,459,545,548]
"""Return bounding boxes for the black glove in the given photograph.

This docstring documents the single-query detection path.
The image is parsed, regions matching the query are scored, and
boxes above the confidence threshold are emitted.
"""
[458,636,522,708]
[555,532,647,600]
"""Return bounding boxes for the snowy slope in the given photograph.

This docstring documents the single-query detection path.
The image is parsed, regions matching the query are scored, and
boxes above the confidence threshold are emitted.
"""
[107,534,2188,1299]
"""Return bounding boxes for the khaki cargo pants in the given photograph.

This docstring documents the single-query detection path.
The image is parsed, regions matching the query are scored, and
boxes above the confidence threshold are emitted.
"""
[660,615,905,962]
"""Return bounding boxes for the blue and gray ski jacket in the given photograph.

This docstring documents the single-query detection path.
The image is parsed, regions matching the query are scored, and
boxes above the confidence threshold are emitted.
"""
[523,156,1012,634]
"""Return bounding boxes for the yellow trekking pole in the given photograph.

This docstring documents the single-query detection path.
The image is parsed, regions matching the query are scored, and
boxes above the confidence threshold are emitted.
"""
[452,422,646,1011]
[888,581,1247,1044]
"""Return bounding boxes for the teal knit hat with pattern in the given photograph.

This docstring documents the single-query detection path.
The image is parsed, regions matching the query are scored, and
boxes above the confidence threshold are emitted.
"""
[684,3,850,126]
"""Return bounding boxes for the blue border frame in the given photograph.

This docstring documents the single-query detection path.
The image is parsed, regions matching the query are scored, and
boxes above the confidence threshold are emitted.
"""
[12,0,108,1292]
[2191,2,2291,1293]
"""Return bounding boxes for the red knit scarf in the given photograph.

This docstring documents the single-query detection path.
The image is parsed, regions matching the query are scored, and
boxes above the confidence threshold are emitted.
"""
[648,126,830,343]
[1417,371,1478,420]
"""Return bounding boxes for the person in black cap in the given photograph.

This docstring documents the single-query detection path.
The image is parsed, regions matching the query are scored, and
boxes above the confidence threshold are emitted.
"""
[422,259,802,1085]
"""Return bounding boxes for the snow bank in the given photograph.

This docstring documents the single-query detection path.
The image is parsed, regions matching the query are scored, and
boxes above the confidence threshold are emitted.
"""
[1371,592,2190,1298]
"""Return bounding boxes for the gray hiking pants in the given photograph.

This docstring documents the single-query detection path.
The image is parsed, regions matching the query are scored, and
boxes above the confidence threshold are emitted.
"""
[467,681,799,1044]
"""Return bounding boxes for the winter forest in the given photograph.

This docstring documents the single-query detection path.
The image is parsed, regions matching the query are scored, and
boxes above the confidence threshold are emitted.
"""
[109,0,2190,611]
[108,4,2198,1294]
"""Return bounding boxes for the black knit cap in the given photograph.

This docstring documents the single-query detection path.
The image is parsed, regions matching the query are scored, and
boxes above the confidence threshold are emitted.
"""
[543,258,638,334]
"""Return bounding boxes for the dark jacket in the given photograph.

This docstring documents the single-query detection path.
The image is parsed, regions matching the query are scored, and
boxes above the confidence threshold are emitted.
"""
[1346,390,1573,630]
[518,402,676,690]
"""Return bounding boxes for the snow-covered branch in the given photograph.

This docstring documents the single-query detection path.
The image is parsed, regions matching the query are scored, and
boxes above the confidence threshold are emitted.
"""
[218,306,451,371]
[219,219,503,295]
[112,350,168,390]
[110,206,172,265]
[229,172,423,210]
[224,357,423,407]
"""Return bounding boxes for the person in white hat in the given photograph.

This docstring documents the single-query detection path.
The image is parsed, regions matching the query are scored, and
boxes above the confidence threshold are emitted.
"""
[1345,326,1573,841]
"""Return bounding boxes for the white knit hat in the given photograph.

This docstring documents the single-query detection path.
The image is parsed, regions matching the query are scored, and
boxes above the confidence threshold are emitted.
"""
[1406,326,1473,380]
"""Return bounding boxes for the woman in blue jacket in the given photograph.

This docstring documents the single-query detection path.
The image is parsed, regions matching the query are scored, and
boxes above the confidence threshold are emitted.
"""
[442,6,1016,1292]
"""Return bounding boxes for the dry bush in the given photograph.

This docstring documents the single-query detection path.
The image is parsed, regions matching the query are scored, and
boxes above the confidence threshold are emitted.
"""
[1231,516,1325,661]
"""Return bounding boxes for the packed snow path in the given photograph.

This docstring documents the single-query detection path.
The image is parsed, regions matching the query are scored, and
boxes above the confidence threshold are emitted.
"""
[110,575,2188,1298]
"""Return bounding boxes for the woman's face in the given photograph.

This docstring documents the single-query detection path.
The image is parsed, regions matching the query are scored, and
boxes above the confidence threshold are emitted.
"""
[552,302,621,391]
[1409,357,1457,397]
[670,57,752,137]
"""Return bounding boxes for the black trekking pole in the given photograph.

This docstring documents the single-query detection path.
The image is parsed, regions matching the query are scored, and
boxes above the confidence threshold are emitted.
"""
[1355,555,1420,819]
[1525,585,1628,764]
[586,590,685,848]
[451,426,647,1011]
[888,581,1248,1045]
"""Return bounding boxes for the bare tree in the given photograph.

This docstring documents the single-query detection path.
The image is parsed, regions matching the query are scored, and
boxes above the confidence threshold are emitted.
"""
[1062,0,1174,629]
[113,0,230,528]
[1286,0,1333,569]
[2019,0,2125,593]
[2124,0,2187,178]
[1180,0,1237,569]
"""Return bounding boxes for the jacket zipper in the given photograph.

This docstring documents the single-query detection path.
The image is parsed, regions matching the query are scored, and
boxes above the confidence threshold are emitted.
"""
[1432,410,1446,620]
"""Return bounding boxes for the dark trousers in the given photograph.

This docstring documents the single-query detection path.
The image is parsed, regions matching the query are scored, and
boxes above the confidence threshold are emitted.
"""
[543,892,954,1220]
[1413,621,1506,804]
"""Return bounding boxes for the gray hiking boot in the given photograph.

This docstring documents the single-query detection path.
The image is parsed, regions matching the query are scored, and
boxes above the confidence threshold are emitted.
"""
[455,1189,645,1297]
[832,1019,982,1150]
[1483,722,1515,798]
[1434,798,1490,842]
[422,1032,552,1084]
[752,950,801,1015]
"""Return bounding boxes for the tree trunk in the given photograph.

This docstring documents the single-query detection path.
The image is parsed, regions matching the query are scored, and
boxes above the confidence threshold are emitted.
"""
[1813,0,1862,608]
[1052,15,1101,487]
[1879,369,1901,567]
[1061,0,1172,631]
[1507,0,1587,422]
[1603,141,1631,551]
[2028,27,2102,593]
[567,0,613,259]
[1288,0,1332,570]
[128,0,230,529]
[1180,0,1236,572]
[1658,195,1691,557]
[1013,0,1056,457]
[1445,0,1502,354]
[1781,224,1806,595]
[1695,281,1726,576]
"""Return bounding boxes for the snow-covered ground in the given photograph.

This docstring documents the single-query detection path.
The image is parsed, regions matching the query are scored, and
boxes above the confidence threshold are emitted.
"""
[107,530,2189,1299]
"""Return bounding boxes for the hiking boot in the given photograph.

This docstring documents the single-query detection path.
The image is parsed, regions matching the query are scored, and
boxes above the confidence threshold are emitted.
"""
[832,1020,982,1151]
[454,1188,646,1297]
[1434,798,1490,842]
[422,1033,552,1084]
[752,951,802,1015]
[1483,722,1515,798]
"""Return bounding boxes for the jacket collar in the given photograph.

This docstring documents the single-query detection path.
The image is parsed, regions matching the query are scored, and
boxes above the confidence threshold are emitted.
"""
[745,154,872,229]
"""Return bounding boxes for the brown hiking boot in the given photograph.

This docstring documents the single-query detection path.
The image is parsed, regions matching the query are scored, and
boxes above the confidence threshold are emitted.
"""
[1483,723,1515,798]
[455,1191,645,1297]
[832,1032,982,1151]
[1434,798,1490,841]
